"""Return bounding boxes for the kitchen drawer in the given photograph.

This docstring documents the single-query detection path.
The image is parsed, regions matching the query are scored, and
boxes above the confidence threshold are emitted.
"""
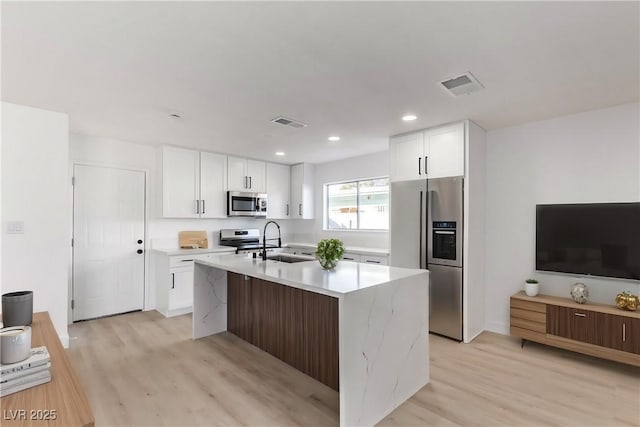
[362,255,388,265]
[294,249,316,257]
[169,255,198,268]
[341,252,361,262]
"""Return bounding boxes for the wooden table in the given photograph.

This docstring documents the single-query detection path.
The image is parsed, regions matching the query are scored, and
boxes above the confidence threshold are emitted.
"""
[0,312,94,427]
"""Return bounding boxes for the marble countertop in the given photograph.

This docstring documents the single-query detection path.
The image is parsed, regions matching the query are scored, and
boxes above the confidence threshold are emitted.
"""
[194,253,426,298]
[284,242,389,256]
[151,246,237,256]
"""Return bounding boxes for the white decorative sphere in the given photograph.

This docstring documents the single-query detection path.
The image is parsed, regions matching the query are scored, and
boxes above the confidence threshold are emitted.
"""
[570,283,589,304]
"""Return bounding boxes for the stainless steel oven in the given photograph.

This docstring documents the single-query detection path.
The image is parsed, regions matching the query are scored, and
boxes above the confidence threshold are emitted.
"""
[227,192,267,217]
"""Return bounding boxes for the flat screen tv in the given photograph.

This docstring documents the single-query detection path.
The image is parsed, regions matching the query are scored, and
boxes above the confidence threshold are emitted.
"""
[536,202,640,280]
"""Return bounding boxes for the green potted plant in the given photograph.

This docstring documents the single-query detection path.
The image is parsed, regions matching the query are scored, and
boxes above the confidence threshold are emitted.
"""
[315,238,345,270]
[525,278,539,296]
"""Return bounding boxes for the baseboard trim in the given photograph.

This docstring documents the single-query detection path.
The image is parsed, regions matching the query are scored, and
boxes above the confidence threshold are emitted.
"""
[60,334,70,349]
[485,320,509,335]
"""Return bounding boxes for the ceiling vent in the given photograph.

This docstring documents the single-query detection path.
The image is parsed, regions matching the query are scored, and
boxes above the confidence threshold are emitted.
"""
[440,72,484,96]
[271,116,308,128]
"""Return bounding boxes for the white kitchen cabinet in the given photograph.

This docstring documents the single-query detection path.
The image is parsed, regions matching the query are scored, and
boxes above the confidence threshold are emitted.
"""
[227,156,266,193]
[266,162,291,218]
[341,252,362,262]
[389,122,464,182]
[160,146,227,218]
[152,252,197,317]
[290,163,314,219]
[425,122,464,178]
[361,254,388,265]
[390,131,424,182]
[200,152,228,218]
[168,266,193,311]
[152,250,235,317]
[161,146,201,217]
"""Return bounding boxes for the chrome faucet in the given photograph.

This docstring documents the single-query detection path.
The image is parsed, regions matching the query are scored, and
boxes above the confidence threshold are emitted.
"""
[262,221,281,261]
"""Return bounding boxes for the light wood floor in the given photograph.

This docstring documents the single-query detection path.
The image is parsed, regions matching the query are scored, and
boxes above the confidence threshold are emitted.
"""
[67,310,640,427]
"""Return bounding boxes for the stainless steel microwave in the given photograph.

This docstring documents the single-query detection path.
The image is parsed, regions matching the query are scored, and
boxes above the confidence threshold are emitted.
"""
[227,191,267,217]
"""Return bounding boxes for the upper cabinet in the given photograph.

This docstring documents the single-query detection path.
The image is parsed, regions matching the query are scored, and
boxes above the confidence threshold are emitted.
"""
[199,152,228,218]
[425,123,465,179]
[161,146,201,218]
[389,131,424,182]
[227,156,266,193]
[291,163,314,219]
[160,146,227,218]
[390,122,465,182]
[266,163,291,219]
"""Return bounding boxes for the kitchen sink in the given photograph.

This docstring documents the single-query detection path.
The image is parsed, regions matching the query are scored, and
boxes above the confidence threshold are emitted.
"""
[266,254,313,264]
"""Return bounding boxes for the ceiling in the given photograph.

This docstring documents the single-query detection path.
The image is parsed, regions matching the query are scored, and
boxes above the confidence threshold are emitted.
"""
[2,2,638,164]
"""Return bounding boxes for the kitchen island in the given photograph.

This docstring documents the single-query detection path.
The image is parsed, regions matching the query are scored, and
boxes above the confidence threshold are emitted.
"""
[192,254,429,427]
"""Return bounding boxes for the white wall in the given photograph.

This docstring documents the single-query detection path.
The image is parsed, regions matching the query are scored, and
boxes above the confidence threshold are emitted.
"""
[295,151,389,249]
[1,102,70,344]
[484,102,640,334]
[69,134,297,311]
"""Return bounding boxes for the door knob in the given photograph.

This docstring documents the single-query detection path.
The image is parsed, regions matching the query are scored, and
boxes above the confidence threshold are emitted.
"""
[137,239,143,244]
[137,249,143,254]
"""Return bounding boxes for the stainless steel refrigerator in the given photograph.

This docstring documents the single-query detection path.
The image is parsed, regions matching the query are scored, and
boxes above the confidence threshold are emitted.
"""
[390,176,464,341]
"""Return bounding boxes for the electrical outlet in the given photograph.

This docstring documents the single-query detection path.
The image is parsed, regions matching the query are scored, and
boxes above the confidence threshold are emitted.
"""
[6,221,25,234]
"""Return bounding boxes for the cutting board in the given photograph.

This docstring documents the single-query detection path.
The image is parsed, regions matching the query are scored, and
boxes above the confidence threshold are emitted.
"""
[179,231,208,249]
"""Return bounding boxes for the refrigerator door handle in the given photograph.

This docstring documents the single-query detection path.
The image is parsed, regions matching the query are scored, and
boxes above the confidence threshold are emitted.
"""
[419,190,427,269]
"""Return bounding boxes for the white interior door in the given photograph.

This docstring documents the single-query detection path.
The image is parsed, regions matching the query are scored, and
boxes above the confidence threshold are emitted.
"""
[73,165,145,321]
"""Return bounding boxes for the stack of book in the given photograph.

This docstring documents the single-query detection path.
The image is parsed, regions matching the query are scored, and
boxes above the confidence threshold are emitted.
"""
[0,346,51,397]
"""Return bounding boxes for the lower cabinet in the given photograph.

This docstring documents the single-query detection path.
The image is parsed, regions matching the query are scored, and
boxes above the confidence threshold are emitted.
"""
[227,272,339,390]
[511,291,639,366]
[152,251,235,317]
[169,266,194,312]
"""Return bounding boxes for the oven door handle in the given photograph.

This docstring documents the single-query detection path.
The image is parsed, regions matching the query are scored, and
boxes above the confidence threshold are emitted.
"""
[434,230,455,234]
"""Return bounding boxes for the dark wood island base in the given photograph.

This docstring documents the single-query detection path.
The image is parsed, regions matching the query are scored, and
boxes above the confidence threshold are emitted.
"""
[227,272,339,390]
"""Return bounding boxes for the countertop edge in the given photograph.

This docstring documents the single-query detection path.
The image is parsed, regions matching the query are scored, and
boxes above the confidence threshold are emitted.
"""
[194,256,427,298]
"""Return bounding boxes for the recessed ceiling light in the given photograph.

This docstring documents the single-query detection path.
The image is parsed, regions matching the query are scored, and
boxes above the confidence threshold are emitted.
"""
[402,115,417,121]
[275,151,285,156]
[328,136,340,141]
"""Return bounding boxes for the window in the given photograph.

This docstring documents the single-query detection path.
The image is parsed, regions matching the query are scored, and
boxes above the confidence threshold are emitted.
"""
[325,177,389,230]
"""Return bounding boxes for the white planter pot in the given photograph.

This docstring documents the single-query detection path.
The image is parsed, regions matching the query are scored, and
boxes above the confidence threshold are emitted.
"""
[525,282,539,297]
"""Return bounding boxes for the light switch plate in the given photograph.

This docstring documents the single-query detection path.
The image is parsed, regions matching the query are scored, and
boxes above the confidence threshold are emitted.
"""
[6,221,25,234]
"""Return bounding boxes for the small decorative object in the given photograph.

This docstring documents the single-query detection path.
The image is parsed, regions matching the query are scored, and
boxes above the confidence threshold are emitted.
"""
[615,291,639,311]
[1,291,34,327]
[315,238,345,270]
[570,283,589,304]
[524,278,539,297]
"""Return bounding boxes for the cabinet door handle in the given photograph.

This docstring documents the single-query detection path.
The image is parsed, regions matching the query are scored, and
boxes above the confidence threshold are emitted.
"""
[286,204,289,216]
[299,204,302,216]
[195,200,200,214]
[249,176,252,189]
[201,200,205,214]
[418,157,422,175]
[181,259,194,262]
[171,273,175,289]
[366,260,381,264]
[574,312,586,317]
[623,323,626,342]
[425,156,428,175]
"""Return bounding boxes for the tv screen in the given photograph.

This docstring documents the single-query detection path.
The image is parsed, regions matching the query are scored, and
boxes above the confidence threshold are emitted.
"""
[536,202,640,280]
